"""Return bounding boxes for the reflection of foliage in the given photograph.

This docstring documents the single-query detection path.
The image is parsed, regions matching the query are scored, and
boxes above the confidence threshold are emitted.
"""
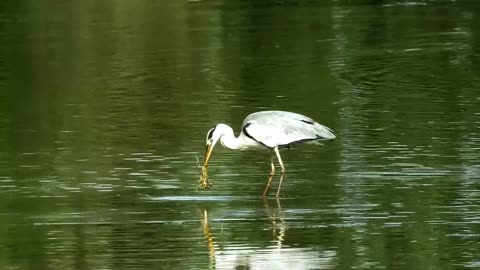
[330,2,479,269]
[0,0,478,269]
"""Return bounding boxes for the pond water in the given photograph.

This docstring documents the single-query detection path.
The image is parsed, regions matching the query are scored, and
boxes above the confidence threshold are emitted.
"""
[0,0,479,269]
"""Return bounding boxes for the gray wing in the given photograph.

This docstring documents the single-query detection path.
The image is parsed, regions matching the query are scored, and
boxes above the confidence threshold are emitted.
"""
[241,111,335,148]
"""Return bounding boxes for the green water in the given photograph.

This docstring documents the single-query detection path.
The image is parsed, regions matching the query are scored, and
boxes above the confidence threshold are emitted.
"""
[0,1,479,269]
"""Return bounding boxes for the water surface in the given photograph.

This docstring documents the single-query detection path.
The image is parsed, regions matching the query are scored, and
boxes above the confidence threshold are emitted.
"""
[0,0,479,269]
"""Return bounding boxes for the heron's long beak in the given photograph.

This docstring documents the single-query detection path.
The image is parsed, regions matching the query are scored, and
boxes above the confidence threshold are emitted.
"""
[203,139,218,168]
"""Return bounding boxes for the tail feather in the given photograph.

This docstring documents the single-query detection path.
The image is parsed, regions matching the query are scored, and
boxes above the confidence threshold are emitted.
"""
[314,123,336,140]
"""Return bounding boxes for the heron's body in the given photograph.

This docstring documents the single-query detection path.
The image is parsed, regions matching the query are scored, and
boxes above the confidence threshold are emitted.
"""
[200,110,335,197]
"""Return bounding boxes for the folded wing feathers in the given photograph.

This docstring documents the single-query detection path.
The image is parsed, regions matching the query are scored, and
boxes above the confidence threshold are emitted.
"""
[242,111,335,148]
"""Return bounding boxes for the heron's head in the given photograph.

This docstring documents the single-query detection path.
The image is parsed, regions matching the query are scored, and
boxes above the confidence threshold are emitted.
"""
[203,124,231,167]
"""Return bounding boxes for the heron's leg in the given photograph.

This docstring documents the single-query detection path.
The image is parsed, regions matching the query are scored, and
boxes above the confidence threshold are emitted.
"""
[270,154,276,176]
[276,174,285,198]
[262,175,275,197]
[274,147,286,197]
[262,154,276,197]
[274,147,286,173]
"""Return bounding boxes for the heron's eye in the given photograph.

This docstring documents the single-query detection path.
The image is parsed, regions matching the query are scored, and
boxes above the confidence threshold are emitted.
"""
[206,127,215,143]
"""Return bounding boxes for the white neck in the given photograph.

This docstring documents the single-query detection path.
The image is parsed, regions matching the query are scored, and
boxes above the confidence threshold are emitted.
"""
[219,130,244,150]
[214,123,259,150]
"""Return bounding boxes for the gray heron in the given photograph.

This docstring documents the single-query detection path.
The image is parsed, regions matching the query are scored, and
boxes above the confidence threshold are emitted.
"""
[199,110,336,197]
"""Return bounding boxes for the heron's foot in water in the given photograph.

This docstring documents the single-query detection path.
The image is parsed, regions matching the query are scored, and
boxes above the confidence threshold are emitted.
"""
[198,166,212,190]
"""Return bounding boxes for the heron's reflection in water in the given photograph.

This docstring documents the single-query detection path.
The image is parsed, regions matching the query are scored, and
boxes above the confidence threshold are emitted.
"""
[202,208,217,269]
[201,199,336,269]
[262,198,286,249]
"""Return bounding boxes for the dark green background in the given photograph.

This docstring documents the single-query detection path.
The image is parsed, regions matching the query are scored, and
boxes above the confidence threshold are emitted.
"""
[0,1,478,269]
